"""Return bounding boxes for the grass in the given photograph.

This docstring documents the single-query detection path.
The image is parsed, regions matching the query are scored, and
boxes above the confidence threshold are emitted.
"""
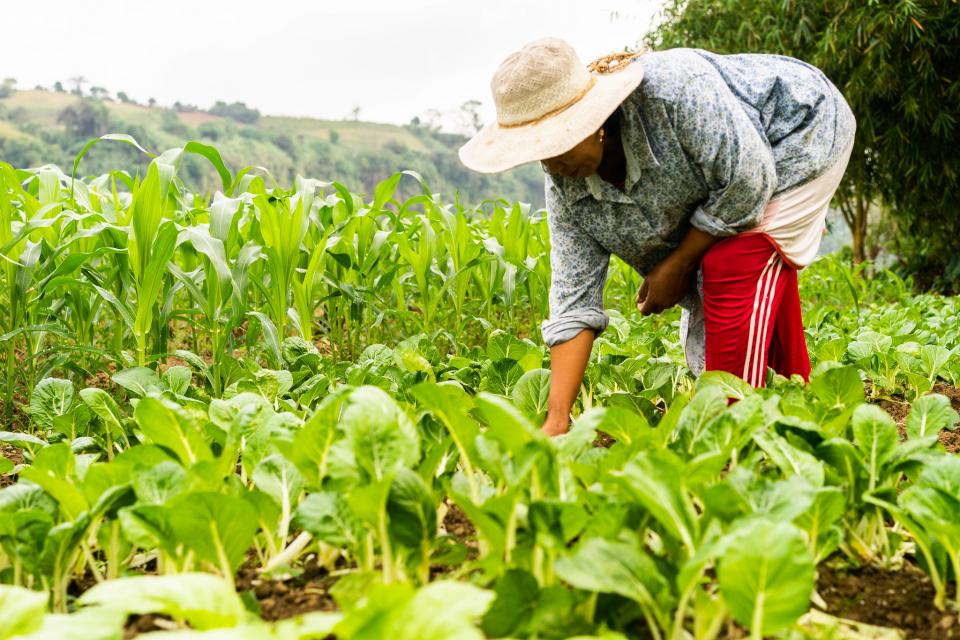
[1,90,429,153]
[0,120,31,140]
[262,115,430,152]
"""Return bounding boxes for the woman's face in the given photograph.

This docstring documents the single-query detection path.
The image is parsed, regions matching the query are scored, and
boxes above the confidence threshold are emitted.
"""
[541,129,603,178]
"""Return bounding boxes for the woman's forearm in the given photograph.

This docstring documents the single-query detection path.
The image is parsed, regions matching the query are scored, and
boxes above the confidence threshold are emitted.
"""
[669,226,722,271]
[637,227,723,315]
[543,328,595,434]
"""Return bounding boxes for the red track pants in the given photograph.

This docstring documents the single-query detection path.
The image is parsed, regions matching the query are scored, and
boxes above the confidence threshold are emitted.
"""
[701,233,810,387]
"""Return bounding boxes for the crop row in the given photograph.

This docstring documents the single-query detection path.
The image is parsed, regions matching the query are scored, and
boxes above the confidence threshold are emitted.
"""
[0,138,959,639]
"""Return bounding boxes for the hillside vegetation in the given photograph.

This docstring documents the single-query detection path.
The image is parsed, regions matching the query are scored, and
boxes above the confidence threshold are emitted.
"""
[0,89,544,207]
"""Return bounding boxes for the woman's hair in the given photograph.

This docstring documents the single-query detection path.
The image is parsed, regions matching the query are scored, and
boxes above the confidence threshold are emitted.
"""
[589,48,647,132]
[587,48,647,75]
[602,105,624,134]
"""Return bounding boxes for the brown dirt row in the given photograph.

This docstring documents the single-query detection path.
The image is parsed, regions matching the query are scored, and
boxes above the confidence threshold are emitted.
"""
[113,545,960,638]
[235,555,339,621]
[593,430,616,448]
[237,554,959,640]
[41,492,960,640]
[818,559,958,639]
[873,382,960,454]
[0,443,24,488]
[113,504,476,635]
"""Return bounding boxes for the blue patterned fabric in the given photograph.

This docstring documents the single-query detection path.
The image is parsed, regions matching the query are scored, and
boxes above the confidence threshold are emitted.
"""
[541,47,856,348]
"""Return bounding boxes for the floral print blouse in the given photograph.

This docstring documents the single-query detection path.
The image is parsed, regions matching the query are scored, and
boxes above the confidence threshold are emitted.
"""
[541,47,857,371]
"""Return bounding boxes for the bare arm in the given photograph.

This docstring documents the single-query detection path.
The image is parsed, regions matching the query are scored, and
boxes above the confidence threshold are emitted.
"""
[542,227,718,437]
[637,227,722,315]
[542,328,595,436]
[540,176,610,436]
[671,226,723,273]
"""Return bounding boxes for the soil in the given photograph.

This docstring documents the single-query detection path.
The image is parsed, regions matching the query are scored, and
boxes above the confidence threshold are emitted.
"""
[66,567,100,599]
[939,428,960,454]
[314,337,334,356]
[817,559,958,639]
[230,504,481,621]
[442,502,477,545]
[85,367,116,391]
[2,388,30,433]
[0,443,23,488]
[877,396,910,430]
[123,615,176,639]
[593,430,616,448]
[83,559,960,640]
[92,505,479,636]
[871,382,960,453]
[933,383,960,453]
[933,382,960,412]
[235,555,339,621]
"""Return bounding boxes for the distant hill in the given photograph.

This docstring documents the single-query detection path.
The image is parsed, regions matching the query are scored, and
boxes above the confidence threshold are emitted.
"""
[0,90,545,209]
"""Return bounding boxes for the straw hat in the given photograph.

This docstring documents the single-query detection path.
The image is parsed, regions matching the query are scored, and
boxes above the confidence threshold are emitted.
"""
[458,37,645,174]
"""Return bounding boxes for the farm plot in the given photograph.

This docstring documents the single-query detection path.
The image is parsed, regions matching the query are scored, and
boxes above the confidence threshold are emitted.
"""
[1,138,959,639]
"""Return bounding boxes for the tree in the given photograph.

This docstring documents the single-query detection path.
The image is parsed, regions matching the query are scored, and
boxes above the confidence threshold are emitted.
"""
[68,75,87,96]
[0,135,45,168]
[272,132,296,157]
[0,78,16,99]
[648,1,960,284]
[7,107,29,125]
[160,109,190,136]
[209,100,260,124]
[419,108,443,133]
[148,97,157,108]
[350,105,361,121]
[57,100,109,139]
[456,99,483,136]
[117,91,134,104]
[89,86,108,100]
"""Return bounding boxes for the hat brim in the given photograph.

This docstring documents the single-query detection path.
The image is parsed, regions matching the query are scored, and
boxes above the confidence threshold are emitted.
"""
[458,62,645,174]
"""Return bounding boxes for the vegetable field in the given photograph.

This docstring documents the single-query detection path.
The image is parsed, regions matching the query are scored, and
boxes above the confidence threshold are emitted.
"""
[1,137,959,640]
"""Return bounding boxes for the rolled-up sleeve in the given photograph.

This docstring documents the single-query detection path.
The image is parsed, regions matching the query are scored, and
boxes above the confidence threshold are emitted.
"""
[673,72,777,236]
[541,184,611,347]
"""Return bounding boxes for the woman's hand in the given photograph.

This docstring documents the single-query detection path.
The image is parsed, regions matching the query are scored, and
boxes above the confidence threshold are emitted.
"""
[637,254,695,315]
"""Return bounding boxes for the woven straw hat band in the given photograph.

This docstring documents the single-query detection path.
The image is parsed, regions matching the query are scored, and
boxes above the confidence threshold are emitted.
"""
[491,38,595,127]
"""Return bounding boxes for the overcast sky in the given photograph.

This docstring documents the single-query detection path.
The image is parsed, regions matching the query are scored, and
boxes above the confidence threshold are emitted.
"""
[1,0,664,129]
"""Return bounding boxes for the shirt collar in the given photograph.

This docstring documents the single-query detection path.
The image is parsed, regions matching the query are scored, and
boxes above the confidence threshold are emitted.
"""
[555,97,660,205]
[620,94,660,187]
